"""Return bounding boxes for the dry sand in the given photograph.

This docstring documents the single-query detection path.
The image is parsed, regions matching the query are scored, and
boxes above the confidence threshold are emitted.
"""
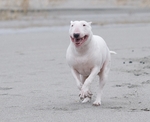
[0,24,150,122]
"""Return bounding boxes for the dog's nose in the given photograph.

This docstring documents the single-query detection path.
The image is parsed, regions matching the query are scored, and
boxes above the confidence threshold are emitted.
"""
[73,33,80,38]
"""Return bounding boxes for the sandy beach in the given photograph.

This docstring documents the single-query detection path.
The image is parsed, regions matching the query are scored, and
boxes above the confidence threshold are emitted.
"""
[0,11,150,121]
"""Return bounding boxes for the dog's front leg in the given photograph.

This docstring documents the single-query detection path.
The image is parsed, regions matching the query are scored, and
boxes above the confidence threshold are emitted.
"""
[80,67,100,100]
[71,69,82,90]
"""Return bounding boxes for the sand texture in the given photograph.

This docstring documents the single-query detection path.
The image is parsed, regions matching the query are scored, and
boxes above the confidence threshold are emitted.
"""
[0,23,150,122]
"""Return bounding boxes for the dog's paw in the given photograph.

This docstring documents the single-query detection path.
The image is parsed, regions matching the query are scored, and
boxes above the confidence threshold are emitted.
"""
[93,101,101,106]
[82,97,91,103]
[79,85,92,99]
[79,89,92,100]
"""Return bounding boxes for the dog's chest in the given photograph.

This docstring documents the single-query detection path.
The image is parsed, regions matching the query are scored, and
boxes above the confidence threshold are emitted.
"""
[72,56,94,76]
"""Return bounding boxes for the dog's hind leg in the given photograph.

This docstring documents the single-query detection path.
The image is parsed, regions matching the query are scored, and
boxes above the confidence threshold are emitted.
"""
[93,61,110,106]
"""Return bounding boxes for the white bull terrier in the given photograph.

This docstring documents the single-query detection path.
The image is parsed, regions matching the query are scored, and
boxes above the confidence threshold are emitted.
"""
[66,20,116,106]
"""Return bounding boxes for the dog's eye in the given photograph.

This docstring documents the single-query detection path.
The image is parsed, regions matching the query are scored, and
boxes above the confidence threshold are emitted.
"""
[83,24,86,26]
[71,25,73,27]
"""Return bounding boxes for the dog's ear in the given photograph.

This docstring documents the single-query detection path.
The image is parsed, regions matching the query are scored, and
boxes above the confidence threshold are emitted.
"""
[70,21,74,24]
[88,22,92,25]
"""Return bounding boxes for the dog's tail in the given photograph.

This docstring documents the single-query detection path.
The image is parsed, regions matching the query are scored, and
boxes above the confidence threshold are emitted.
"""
[110,51,117,55]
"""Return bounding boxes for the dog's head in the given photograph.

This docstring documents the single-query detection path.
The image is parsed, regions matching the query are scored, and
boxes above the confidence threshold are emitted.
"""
[69,21,93,47]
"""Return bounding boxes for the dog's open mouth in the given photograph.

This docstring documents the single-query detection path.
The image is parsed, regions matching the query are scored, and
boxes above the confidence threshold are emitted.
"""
[71,35,88,47]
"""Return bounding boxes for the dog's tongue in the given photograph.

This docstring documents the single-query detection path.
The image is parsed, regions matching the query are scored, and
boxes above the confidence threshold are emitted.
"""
[75,38,83,46]
[75,38,83,42]
[71,36,85,47]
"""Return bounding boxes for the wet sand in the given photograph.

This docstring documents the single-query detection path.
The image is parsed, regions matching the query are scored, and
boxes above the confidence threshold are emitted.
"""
[0,8,150,28]
[0,23,150,122]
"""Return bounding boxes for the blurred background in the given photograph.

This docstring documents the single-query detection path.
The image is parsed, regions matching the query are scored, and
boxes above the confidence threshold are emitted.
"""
[0,0,150,29]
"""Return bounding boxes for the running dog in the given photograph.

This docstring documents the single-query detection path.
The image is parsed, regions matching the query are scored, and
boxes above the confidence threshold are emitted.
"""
[66,20,116,106]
